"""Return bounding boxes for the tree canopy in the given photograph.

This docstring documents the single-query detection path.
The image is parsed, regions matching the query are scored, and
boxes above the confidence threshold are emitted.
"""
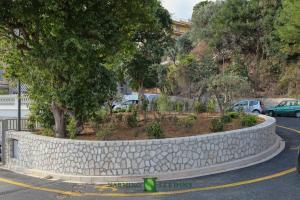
[0,0,168,137]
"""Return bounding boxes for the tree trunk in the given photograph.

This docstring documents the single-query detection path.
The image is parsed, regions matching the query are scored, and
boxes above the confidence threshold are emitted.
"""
[215,94,224,116]
[51,101,66,138]
[138,81,144,105]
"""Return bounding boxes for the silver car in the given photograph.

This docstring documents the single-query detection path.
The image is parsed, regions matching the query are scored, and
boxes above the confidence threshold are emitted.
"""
[232,99,264,114]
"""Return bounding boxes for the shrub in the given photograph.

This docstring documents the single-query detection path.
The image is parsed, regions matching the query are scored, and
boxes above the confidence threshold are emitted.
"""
[209,118,224,132]
[221,114,232,124]
[29,101,55,129]
[42,127,54,137]
[93,107,109,123]
[177,114,197,128]
[127,110,138,128]
[207,99,216,113]
[175,101,184,113]
[27,114,36,131]
[67,117,77,139]
[227,112,239,119]
[193,101,206,114]
[146,121,164,139]
[240,114,257,127]
[156,94,172,113]
[96,123,115,139]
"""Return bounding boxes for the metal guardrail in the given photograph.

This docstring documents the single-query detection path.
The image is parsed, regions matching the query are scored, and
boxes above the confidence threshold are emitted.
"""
[0,118,30,164]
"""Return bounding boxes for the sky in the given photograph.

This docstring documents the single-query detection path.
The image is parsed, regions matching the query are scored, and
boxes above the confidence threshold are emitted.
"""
[161,0,202,20]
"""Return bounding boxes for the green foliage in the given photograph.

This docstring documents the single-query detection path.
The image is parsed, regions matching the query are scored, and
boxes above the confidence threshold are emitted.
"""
[275,0,300,56]
[207,99,216,113]
[176,33,194,55]
[42,128,55,137]
[208,74,250,114]
[27,114,36,131]
[67,117,77,139]
[0,0,169,137]
[96,123,115,140]
[156,95,172,113]
[146,120,164,139]
[227,112,239,119]
[175,101,184,113]
[29,101,54,129]
[240,114,257,127]
[193,101,206,114]
[209,118,224,132]
[177,114,197,128]
[93,108,109,123]
[127,110,138,128]
[120,4,172,100]
[221,114,232,124]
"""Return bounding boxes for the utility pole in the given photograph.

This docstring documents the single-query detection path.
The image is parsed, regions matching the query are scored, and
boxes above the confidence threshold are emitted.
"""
[17,79,21,131]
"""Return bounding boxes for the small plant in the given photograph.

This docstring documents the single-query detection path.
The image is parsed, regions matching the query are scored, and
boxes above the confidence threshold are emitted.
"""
[221,114,232,123]
[175,101,184,113]
[227,112,239,119]
[193,101,206,114]
[96,129,111,139]
[177,114,197,128]
[42,127,55,137]
[156,94,172,113]
[127,110,138,128]
[207,99,216,113]
[27,114,36,131]
[93,107,109,123]
[146,121,164,139]
[209,118,224,132]
[96,123,115,139]
[240,114,257,127]
[67,117,77,139]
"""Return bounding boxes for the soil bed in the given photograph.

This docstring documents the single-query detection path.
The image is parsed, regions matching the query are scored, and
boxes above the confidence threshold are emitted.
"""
[73,112,264,141]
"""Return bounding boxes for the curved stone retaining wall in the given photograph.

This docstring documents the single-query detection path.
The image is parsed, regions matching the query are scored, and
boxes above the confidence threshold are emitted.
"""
[3,115,283,183]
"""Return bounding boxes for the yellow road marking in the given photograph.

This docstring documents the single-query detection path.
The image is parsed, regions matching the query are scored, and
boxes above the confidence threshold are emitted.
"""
[277,125,300,134]
[95,184,118,192]
[0,168,296,197]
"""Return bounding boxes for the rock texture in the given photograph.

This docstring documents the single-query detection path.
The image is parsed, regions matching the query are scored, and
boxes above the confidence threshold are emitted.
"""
[4,116,276,177]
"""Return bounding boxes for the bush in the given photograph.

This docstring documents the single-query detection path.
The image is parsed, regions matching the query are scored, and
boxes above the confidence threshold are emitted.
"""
[66,117,77,139]
[96,123,115,139]
[127,110,138,128]
[146,121,164,139]
[240,114,257,127]
[193,101,206,114]
[207,99,216,113]
[221,114,232,124]
[27,114,36,131]
[29,101,55,129]
[177,114,197,128]
[93,107,109,123]
[209,118,224,132]
[175,101,184,113]
[156,94,172,113]
[227,112,239,119]
[42,127,54,137]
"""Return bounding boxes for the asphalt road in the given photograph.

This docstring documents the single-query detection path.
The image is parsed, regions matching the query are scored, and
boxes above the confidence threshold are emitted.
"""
[0,117,299,200]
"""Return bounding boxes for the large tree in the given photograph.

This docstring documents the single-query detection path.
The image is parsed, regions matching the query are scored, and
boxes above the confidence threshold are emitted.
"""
[0,0,163,137]
[122,4,172,103]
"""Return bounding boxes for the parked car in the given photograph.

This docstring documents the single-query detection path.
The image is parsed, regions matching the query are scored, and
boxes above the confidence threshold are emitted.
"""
[113,99,138,110]
[266,100,300,118]
[112,93,160,111]
[231,99,264,114]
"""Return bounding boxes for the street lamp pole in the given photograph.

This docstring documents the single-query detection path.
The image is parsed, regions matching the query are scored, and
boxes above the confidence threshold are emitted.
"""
[17,79,21,131]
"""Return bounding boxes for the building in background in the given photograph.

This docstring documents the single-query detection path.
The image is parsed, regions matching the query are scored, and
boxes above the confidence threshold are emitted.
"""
[172,20,191,37]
